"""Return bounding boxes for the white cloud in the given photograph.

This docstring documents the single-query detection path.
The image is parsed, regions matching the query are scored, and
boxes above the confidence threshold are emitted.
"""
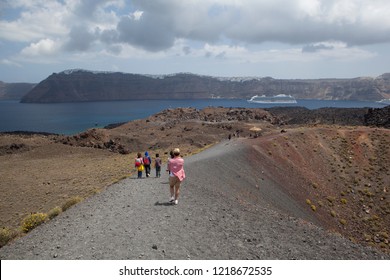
[0,0,389,81]
[21,38,61,56]
[131,10,143,21]
[0,0,69,42]
[0,58,22,67]
[182,40,376,64]
[2,0,390,52]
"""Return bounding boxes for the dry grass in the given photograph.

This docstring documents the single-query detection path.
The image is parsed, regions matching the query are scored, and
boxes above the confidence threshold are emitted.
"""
[21,213,48,233]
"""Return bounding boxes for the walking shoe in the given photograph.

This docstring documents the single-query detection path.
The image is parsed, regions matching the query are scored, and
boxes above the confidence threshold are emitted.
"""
[169,197,175,203]
[174,200,178,205]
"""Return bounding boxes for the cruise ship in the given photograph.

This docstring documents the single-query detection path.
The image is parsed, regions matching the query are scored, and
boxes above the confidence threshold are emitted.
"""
[247,94,297,104]
[377,99,390,105]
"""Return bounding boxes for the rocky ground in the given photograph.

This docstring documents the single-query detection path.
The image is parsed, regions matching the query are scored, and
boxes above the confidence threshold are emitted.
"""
[0,139,388,260]
[0,106,389,256]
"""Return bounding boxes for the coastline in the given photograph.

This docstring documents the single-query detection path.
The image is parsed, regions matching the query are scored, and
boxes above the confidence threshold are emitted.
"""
[1,99,387,135]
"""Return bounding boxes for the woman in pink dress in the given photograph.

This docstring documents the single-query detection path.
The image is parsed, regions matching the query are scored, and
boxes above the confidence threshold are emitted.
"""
[167,148,186,205]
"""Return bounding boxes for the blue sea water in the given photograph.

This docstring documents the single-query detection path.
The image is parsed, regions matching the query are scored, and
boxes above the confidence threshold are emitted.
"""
[0,99,387,135]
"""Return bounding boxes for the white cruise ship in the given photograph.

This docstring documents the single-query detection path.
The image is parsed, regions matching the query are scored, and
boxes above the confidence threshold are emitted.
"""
[247,94,297,104]
[377,99,390,105]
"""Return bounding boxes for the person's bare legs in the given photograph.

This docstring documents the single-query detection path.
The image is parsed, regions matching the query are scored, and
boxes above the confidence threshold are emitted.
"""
[174,181,181,204]
[169,176,181,204]
[175,185,180,199]
[170,185,175,201]
[169,176,175,203]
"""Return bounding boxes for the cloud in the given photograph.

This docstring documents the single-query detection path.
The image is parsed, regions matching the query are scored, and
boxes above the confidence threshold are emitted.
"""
[115,11,175,52]
[198,41,376,64]
[72,0,114,19]
[0,0,68,42]
[3,0,390,50]
[63,26,97,52]
[21,38,61,56]
[0,58,21,67]
[302,43,334,53]
[182,46,191,55]
[0,0,388,65]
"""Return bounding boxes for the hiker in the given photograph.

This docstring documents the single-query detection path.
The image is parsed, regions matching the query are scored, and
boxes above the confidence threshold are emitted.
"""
[143,151,152,177]
[166,150,174,174]
[155,153,162,178]
[135,152,144,179]
[167,148,186,205]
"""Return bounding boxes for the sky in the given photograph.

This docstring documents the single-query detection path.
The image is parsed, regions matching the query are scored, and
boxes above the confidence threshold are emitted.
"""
[1,0,390,83]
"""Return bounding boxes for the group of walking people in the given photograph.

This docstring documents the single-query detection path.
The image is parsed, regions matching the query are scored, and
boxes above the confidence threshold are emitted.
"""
[134,148,185,205]
[134,151,160,178]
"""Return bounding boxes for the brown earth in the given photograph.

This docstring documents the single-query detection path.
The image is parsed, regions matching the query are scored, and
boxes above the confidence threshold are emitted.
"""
[0,107,389,253]
[0,107,275,230]
[246,126,389,251]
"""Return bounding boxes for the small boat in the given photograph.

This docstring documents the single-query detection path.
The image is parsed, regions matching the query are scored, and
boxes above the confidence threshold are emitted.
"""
[247,94,297,104]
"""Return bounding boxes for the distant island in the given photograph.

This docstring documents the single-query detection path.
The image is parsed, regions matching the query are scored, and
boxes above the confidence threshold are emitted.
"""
[2,69,390,103]
[0,81,35,100]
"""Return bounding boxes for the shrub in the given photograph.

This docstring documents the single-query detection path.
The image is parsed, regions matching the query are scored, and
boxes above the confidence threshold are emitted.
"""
[370,215,380,221]
[340,198,348,204]
[326,196,336,203]
[21,213,48,233]
[364,234,372,241]
[0,227,16,247]
[61,196,83,211]
[48,206,62,220]
[330,210,337,217]
[306,199,312,205]
[89,188,101,195]
[339,219,347,225]
[310,205,317,212]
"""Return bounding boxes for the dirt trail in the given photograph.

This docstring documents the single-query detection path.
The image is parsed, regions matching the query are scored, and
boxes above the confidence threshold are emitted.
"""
[0,139,387,260]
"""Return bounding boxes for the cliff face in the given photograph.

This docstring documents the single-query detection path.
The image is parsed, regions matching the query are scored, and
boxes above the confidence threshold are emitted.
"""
[0,82,36,100]
[20,69,390,103]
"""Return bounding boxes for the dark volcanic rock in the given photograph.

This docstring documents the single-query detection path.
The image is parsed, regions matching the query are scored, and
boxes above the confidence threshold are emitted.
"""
[267,107,369,126]
[20,69,390,103]
[0,143,30,156]
[364,106,390,128]
[267,105,390,128]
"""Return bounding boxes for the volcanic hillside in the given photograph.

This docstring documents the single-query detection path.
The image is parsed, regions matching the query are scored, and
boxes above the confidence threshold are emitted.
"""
[245,127,389,252]
[0,106,389,253]
[52,106,390,252]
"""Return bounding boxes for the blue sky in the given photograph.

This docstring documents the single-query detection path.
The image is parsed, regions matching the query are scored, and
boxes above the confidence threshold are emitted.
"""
[1,0,390,82]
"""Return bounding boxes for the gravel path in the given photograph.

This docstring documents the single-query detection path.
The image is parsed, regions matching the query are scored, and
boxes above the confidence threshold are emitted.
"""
[0,140,388,260]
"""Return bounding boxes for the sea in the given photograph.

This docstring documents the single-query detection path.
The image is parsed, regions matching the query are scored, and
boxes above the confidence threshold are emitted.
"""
[0,99,387,135]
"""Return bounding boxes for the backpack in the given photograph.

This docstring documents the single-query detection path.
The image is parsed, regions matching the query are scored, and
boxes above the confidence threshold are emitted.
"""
[135,159,141,167]
[143,156,150,165]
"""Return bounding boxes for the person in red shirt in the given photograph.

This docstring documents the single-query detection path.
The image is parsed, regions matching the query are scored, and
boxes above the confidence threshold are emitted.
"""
[134,152,144,179]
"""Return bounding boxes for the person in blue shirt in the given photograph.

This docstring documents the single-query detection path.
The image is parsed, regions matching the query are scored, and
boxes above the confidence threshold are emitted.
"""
[143,151,152,177]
